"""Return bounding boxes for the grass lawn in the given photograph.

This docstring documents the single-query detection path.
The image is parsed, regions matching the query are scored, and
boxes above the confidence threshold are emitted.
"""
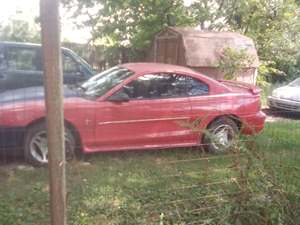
[0,120,299,225]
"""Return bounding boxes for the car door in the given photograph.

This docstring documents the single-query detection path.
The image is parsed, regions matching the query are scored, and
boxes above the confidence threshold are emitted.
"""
[185,75,212,142]
[1,46,43,91]
[95,73,195,150]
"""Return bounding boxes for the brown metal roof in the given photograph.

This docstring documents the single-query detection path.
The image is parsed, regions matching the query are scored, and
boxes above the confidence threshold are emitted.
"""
[165,27,259,68]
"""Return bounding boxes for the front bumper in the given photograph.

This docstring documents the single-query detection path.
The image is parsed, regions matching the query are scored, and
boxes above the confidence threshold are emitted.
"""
[268,96,300,112]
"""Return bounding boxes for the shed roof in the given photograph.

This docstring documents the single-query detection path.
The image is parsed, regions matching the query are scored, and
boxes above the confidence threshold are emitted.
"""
[159,27,259,68]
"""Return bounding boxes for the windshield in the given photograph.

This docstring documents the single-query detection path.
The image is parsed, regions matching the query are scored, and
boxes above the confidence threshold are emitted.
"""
[71,51,95,74]
[289,77,300,87]
[81,66,134,97]
[64,49,95,75]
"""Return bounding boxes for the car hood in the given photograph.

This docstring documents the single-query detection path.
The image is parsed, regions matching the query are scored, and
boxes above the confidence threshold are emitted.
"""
[272,86,300,102]
[0,86,78,105]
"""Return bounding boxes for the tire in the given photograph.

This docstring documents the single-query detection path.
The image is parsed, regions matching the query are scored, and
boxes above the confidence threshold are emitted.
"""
[202,117,239,154]
[24,122,76,166]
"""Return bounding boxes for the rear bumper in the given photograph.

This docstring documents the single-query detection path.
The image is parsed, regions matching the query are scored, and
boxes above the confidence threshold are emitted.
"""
[268,96,300,112]
[241,111,266,135]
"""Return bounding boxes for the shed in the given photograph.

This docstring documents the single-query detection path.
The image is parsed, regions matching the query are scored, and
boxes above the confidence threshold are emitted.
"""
[149,27,259,84]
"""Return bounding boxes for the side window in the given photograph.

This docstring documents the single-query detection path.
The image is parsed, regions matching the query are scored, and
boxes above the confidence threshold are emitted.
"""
[6,47,42,71]
[0,47,5,69]
[63,54,79,73]
[186,76,209,96]
[124,73,187,100]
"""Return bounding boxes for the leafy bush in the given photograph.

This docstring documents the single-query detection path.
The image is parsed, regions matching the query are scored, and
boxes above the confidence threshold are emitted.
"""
[217,47,254,80]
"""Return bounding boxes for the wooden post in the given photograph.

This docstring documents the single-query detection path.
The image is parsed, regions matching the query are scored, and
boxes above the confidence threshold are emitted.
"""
[40,0,66,225]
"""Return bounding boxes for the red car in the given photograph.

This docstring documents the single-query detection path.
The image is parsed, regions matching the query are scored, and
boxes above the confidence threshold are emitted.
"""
[0,63,265,166]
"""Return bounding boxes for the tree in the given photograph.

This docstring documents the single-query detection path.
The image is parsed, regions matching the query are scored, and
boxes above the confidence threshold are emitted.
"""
[62,0,193,61]
[0,18,40,43]
[189,0,300,82]
[64,0,300,82]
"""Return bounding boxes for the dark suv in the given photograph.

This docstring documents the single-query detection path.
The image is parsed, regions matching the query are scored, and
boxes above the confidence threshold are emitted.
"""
[0,42,95,91]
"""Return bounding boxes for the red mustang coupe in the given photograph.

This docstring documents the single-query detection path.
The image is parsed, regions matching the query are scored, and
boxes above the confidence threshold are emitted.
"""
[0,63,265,166]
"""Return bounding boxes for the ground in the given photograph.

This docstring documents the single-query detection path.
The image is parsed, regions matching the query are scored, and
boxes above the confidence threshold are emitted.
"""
[0,111,299,225]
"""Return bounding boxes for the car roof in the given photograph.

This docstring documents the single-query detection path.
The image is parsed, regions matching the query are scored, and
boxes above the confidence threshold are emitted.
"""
[0,41,69,51]
[121,63,197,74]
[0,41,41,48]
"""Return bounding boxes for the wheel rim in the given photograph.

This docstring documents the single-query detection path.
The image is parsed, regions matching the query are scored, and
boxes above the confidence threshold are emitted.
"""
[30,131,48,163]
[211,124,235,152]
[29,130,75,164]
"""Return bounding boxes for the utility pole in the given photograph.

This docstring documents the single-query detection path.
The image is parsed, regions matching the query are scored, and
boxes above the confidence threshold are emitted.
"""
[40,0,67,224]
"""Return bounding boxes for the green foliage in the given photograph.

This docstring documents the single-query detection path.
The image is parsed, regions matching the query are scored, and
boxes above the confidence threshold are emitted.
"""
[257,61,284,87]
[217,47,254,80]
[0,19,40,43]
[190,0,300,61]
[275,55,300,82]
[189,0,300,83]
[63,0,193,61]
[64,0,300,82]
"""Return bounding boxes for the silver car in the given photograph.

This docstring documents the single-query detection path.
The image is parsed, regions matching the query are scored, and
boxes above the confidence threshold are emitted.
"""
[268,77,300,112]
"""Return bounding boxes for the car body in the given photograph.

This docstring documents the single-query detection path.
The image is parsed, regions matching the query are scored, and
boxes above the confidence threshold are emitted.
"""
[0,41,95,91]
[268,77,300,112]
[0,63,265,165]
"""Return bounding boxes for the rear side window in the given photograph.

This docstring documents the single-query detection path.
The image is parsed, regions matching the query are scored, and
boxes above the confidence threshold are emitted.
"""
[6,47,42,71]
[186,76,209,96]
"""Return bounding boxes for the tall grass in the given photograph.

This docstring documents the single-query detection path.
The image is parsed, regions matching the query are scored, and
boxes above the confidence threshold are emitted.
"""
[0,120,299,225]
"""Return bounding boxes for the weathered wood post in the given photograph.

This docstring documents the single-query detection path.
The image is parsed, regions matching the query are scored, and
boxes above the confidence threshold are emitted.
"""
[40,0,67,224]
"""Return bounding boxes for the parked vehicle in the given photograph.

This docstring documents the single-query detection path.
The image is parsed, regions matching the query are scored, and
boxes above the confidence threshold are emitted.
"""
[268,77,300,112]
[0,63,266,166]
[0,41,95,91]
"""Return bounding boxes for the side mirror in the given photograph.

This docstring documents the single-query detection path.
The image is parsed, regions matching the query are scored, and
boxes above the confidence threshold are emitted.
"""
[108,91,130,102]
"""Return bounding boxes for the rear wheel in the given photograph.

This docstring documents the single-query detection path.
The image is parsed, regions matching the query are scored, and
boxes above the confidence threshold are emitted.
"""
[24,122,76,166]
[203,117,239,153]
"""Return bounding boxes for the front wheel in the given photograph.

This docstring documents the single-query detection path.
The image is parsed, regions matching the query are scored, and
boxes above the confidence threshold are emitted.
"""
[24,123,76,166]
[202,117,239,154]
